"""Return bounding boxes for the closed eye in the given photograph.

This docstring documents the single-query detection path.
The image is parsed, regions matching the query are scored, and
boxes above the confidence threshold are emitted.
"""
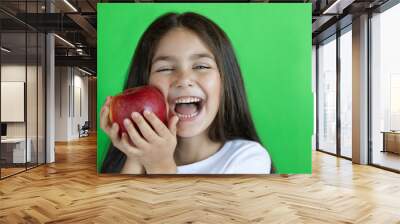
[156,68,174,72]
[193,65,211,70]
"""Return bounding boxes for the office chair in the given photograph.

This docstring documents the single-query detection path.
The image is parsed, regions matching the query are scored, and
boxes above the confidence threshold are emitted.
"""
[79,121,90,138]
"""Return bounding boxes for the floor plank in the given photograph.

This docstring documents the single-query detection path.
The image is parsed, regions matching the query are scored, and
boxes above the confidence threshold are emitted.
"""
[1,134,400,223]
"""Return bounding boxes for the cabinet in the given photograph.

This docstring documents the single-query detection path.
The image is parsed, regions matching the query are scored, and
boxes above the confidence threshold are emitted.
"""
[382,132,400,154]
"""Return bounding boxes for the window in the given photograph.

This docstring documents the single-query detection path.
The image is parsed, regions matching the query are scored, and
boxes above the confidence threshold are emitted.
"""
[317,35,337,154]
[339,27,352,158]
[371,2,400,171]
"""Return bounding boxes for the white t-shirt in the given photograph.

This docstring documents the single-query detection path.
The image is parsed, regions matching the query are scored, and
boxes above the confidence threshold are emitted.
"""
[177,139,271,174]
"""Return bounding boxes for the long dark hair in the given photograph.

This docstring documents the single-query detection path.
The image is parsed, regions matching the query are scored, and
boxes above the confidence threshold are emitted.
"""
[102,12,268,173]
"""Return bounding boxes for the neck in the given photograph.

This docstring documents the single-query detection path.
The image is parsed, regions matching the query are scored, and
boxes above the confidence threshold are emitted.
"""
[175,132,223,166]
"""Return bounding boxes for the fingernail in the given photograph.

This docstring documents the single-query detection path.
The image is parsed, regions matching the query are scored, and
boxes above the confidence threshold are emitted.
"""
[123,119,130,126]
[144,110,151,116]
[132,112,139,118]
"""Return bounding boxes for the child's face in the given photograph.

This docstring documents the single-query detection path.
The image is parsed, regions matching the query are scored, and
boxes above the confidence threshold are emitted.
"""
[149,28,221,138]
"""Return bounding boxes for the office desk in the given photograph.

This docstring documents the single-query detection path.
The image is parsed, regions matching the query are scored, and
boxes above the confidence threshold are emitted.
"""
[382,131,400,154]
[1,138,32,163]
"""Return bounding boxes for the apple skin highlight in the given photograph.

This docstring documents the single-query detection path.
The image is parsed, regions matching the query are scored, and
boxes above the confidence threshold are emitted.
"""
[109,86,168,136]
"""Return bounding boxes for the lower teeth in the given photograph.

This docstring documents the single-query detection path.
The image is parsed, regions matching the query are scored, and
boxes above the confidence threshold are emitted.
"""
[177,111,198,119]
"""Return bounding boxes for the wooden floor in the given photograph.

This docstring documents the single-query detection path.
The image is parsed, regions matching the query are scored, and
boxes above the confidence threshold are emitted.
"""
[1,163,45,178]
[1,167,26,178]
[1,134,400,223]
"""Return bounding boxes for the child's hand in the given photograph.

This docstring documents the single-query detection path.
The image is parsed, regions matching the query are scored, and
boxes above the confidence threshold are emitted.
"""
[100,96,144,174]
[123,110,179,174]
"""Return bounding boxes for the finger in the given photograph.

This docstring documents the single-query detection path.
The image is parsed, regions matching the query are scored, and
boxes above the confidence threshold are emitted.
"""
[168,116,180,136]
[100,97,113,130]
[143,110,170,137]
[101,96,112,115]
[120,132,142,157]
[105,96,112,106]
[100,106,111,132]
[123,118,148,148]
[100,98,109,119]
[113,132,128,155]
[109,122,120,143]
[131,112,159,143]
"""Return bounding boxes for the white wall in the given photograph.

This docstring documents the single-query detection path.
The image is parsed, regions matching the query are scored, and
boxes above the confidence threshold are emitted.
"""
[55,67,69,141]
[74,73,89,137]
[1,63,46,164]
[1,66,26,137]
[1,65,40,137]
[54,67,89,141]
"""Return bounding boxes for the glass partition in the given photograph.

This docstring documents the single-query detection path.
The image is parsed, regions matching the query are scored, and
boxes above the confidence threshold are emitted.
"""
[1,30,28,177]
[371,3,400,171]
[0,1,46,179]
[339,27,352,158]
[317,35,337,155]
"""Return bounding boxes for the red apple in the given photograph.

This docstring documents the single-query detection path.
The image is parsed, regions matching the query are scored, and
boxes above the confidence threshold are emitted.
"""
[109,85,167,136]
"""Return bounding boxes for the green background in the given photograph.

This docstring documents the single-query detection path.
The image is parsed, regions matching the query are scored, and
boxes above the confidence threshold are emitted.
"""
[97,3,313,174]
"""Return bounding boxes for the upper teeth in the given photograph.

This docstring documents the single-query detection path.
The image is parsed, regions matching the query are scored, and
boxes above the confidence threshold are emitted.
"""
[175,97,201,104]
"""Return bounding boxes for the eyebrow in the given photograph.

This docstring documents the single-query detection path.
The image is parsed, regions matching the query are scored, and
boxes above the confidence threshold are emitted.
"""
[189,53,215,60]
[151,53,215,65]
[152,56,175,65]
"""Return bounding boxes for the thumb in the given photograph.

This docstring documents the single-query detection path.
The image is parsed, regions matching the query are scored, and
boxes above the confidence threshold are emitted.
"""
[168,116,179,136]
[105,96,112,106]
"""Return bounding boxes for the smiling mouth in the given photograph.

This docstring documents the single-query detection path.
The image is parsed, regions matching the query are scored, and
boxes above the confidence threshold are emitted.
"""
[172,96,204,119]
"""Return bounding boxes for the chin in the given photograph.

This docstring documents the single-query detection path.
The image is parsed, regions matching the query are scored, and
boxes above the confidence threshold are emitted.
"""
[176,126,205,138]
[176,120,218,140]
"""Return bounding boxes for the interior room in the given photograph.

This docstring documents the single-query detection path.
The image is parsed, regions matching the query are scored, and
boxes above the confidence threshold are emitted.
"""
[370,3,400,171]
[1,25,46,178]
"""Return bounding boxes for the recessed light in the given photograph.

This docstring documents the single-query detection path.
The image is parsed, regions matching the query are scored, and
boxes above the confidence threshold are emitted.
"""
[54,34,75,48]
[63,0,78,12]
[77,67,93,76]
[1,47,11,53]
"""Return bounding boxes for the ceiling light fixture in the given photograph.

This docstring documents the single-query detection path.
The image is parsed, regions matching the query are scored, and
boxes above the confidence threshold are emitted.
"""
[63,0,78,12]
[323,0,343,14]
[1,47,11,53]
[78,67,93,76]
[54,34,75,48]
[322,0,355,15]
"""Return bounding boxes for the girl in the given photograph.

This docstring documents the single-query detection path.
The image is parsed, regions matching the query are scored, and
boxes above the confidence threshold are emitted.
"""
[100,12,272,174]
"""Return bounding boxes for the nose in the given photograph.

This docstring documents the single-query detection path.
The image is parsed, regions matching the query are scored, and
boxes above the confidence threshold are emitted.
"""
[174,69,194,88]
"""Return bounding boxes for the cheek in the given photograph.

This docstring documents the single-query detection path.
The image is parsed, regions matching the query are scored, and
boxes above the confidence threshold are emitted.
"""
[149,75,169,98]
[203,73,221,107]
